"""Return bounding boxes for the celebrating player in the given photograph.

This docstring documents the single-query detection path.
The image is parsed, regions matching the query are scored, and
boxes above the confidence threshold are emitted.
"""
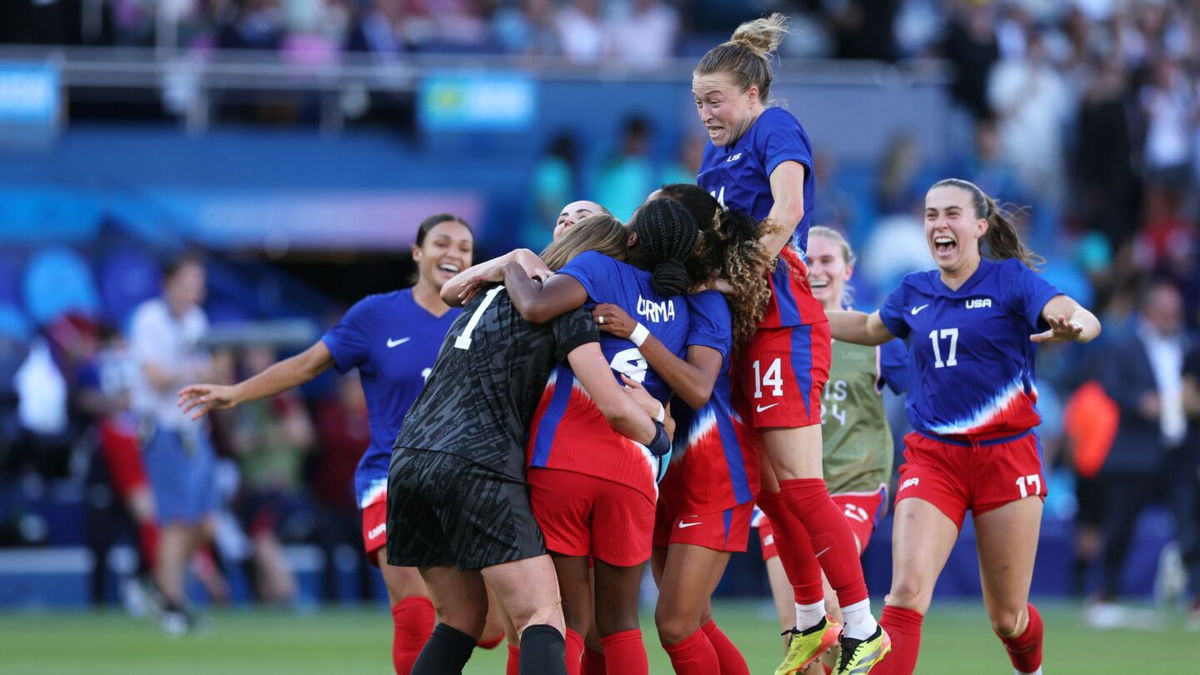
[177,214,501,673]
[388,216,672,675]
[692,13,885,673]
[590,183,772,675]
[756,226,908,672]
[493,199,696,675]
[827,179,1101,675]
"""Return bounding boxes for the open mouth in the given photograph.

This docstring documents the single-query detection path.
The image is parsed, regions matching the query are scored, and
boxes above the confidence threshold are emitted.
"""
[437,263,461,275]
[933,236,956,255]
[810,279,830,289]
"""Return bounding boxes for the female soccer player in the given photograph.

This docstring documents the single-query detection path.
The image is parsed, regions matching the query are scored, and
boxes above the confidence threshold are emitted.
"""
[589,184,772,675]
[386,218,672,675]
[692,13,884,673]
[828,179,1101,675]
[178,214,501,673]
[756,226,908,672]
[497,199,697,675]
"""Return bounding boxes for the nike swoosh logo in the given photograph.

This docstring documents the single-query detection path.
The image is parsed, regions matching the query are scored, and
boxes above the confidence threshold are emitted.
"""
[814,546,831,558]
[678,522,703,529]
[756,403,781,413]
[910,304,929,316]
[386,337,411,348]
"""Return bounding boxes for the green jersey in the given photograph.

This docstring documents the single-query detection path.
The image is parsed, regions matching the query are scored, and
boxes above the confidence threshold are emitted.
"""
[820,337,905,495]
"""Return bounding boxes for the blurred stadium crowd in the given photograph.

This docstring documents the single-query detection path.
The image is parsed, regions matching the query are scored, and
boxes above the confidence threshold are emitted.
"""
[0,0,1199,623]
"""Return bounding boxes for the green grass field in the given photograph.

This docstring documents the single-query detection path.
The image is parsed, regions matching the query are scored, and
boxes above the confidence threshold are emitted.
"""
[0,601,1191,674]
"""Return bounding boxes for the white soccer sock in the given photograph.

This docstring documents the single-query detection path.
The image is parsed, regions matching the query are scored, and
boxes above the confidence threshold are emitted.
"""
[1017,669,1043,675]
[795,601,825,632]
[840,599,878,641]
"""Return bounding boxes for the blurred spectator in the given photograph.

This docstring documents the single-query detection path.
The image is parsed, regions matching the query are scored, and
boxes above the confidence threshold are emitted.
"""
[1179,345,1200,626]
[604,0,680,71]
[556,0,605,64]
[595,115,656,222]
[493,0,560,55]
[129,253,221,634]
[1138,58,1195,208]
[829,0,899,62]
[522,132,583,247]
[988,28,1071,207]
[808,152,856,233]
[659,134,706,188]
[345,0,408,56]
[1074,50,1139,249]
[229,345,314,605]
[1091,281,1188,626]
[217,0,285,50]
[875,132,924,216]
[939,1,1001,122]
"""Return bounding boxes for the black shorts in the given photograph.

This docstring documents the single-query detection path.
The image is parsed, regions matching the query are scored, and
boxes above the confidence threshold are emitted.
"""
[387,448,545,571]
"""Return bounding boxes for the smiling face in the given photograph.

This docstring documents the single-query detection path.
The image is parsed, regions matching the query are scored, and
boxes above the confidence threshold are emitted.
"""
[924,184,987,277]
[691,71,762,148]
[412,220,474,290]
[553,200,605,240]
[805,234,852,311]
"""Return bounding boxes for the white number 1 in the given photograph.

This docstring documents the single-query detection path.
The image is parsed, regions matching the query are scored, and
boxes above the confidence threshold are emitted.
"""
[454,286,503,350]
[928,327,959,368]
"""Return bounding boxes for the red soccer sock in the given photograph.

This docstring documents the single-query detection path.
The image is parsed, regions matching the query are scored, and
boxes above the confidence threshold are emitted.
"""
[778,478,868,607]
[565,628,584,675]
[478,635,504,650]
[137,522,158,572]
[998,604,1043,674]
[662,628,719,675]
[506,643,520,675]
[756,490,824,607]
[700,620,750,675]
[581,646,607,675]
[876,605,924,675]
[391,596,435,675]
[600,629,647,675]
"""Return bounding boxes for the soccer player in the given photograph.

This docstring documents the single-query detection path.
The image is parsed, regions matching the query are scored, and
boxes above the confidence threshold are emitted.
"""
[828,179,1101,675]
[178,214,498,672]
[387,218,672,675]
[692,13,886,673]
[128,254,219,634]
[555,200,610,240]
[497,199,697,675]
[756,226,908,672]
[589,185,772,675]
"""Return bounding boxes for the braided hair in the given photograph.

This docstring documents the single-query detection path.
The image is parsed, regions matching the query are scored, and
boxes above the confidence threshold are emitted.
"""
[657,183,772,347]
[628,198,698,296]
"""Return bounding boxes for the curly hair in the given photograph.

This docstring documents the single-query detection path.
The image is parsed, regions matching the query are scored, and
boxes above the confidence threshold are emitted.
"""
[657,184,772,348]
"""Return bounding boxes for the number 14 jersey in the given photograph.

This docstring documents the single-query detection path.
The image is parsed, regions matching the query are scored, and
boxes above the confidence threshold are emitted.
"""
[878,258,1062,440]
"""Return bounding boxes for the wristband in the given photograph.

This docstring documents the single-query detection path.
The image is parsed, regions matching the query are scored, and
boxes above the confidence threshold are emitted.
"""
[645,421,672,458]
[630,322,650,347]
[654,401,665,424]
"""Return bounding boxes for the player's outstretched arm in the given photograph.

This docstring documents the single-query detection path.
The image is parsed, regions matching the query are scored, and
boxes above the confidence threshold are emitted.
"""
[827,309,894,346]
[178,340,333,419]
[502,263,588,324]
[566,342,657,444]
[441,249,551,306]
[1032,295,1101,344]
[591,302,722,410]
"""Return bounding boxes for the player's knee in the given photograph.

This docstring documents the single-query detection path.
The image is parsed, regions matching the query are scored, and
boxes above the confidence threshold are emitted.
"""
[654,608,699,645]
[989,606,1027,638]
[510,602,564,635]
[595,608,640,637]
[885,575,931,612]
[438,606,487,639]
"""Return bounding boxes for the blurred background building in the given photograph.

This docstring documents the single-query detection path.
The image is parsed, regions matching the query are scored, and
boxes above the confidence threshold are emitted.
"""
[0,0,1198,617]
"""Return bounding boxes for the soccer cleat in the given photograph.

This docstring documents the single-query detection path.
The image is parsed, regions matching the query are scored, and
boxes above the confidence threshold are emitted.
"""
[834,626,891,675]
[774,616,842,675]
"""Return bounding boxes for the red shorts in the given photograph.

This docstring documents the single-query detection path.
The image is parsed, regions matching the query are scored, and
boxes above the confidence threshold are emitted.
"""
[528,467,654,567]
[831,485,888,553]
[652,500,753,553]
[361,495,387,564]
[895,431,1046,530]
[99,419,147,498]
[736,321,831,429]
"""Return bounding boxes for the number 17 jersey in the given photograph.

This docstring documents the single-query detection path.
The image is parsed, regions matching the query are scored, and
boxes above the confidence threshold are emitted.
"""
[878,258,1062,440]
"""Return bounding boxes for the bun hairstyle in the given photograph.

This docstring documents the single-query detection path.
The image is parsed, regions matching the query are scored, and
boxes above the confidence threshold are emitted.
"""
[930,178,1044,270]
[628,198,698,297]
[656,183,772,348]
[695,13,789,103]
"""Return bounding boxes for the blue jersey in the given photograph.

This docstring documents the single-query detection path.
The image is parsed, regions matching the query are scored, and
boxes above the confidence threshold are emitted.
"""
[663,290,759,513]
[697,107,815,253]
[556,251,690,403]
[878,258,1062,439]
[321,289,460,507]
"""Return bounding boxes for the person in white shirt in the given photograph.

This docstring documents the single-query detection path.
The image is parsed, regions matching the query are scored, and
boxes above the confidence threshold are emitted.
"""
[129,254,219,634]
